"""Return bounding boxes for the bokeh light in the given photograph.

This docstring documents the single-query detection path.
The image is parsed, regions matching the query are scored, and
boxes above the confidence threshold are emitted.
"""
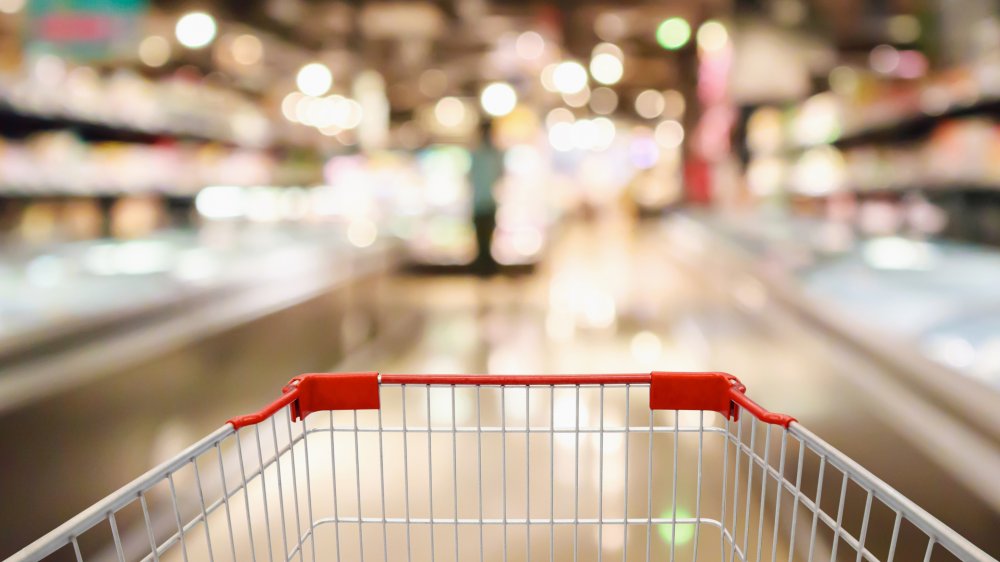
[656,17,691,50]
[480,82,517,117]
[281,92,304,123]
[594,12,627,41]
[589,87,618,115]
[138,36,171,68]
[553,61,588,94]
[545,107,575,128]
[697,20,729,52]
[590,53,624,85]
[434,97,466,128]
[562,86,591,108]
[635,89,665,119]
[592,42,625,61]
[231,34,263,66]
[515,31,546,60]
[657,507,695,545]
[175,12,217,49]
[869,44,900,74]
[888,14,921,43]
[655,120,685,149]
[661,90,686,119]
[297,63,333,96]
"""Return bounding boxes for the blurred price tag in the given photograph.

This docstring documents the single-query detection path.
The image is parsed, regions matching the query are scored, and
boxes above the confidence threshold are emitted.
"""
[26,0,148,62]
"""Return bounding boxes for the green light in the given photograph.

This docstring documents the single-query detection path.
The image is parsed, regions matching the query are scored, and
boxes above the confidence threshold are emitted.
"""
[657,507,695,545]
[656,17,692,50]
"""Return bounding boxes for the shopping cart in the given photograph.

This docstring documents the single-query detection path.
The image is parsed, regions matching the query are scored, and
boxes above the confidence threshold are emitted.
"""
[10,372,996,562]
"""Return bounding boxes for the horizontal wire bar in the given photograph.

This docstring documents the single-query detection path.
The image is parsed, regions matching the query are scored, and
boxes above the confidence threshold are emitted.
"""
[380,384,651,389]
[309,516,725,526]
[301,426,729,435]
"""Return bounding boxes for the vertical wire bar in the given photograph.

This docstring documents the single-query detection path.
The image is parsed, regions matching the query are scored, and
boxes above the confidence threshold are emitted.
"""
[783,442,806,562]
[166,476,187,560]
[854,491,873,562]
[739,418,759,561]
[477,386,485,562]
[300,420,316,562]
[283,414,305,562]
[526,386,532,562]
[728,417,745,562]
[886,512,902,562]
[426,387,436,561]
[753,426,773,562]
[254,425,275,562]
[923,538,935,562]
[574,385,581,562]
[719,417,731,562]
[549,386,555,562]
[502,387,508,562]
[139,492,159,561]
[71,537,83,562]
[329,412,342,562]
[768,432,788,562]
[645,409,653,562]
[194,460,216,560]
[670,410,679,561]
[691,411,705,562]
[402,386,413,562]
[597,386,605,562]
[378,395,389,562]
[270,416,290,561]
[215,444,238,562]
[109,511,126,562]
[354,410,366,562]
[805,456,827,562]
[453,386,460,562]
[622,385,631,562]
[235,433,259,562]
[828,474,849,562]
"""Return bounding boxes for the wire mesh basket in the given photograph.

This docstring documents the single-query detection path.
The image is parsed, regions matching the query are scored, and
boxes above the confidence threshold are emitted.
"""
[10,372,996,562]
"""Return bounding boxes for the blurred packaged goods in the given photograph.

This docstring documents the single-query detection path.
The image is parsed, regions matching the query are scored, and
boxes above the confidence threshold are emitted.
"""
[0,66,272,147]
[0,132,275,195]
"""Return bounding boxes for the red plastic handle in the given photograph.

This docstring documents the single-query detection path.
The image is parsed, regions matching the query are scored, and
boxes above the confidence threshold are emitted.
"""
[228,371,795,429]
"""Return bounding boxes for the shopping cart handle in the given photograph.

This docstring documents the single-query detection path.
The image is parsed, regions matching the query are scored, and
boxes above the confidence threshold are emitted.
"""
[228,371,795,429]
[650,371,795,427]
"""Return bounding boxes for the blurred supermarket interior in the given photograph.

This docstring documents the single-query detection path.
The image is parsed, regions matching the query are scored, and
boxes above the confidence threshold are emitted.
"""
[2,0,1000,559]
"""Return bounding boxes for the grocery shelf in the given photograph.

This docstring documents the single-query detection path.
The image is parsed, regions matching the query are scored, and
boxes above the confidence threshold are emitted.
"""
[832,97,1000,148]
[0,104,234,146]
[0,225,400,375]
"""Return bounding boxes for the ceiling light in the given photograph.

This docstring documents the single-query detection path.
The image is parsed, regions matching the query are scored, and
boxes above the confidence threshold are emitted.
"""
[297,62,333,96]
[480,82,517,117]
[175,12,217,49]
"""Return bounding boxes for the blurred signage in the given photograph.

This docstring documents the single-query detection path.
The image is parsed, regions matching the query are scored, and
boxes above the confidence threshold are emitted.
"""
[26,0,148,61]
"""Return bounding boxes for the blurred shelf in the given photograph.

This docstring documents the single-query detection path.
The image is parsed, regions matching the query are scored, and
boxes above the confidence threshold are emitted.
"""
[832,98,1000,149]
[788,183,1000,198]
[0,104,237,147]
[0,189,197,198]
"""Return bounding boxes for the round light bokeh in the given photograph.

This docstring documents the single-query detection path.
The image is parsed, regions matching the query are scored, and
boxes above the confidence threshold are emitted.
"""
[175,12,217,49]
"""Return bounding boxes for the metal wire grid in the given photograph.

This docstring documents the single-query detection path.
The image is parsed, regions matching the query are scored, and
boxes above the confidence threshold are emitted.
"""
[13,383,993,562]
